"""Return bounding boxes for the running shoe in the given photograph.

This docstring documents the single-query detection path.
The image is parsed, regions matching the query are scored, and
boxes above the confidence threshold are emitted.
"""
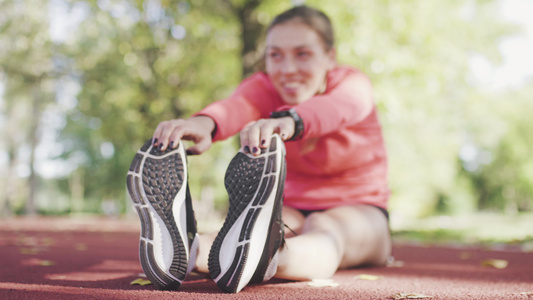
[208,134,286,293]
[126,139,199,290]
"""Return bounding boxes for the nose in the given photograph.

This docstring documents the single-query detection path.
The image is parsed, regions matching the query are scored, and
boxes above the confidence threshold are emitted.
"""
[281,57,297,74]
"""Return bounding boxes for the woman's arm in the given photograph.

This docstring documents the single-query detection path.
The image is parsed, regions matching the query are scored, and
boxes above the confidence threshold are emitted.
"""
[294,68,374,139]
[195,73,282,142]
[239,67,374,155]
[153,73,281,154]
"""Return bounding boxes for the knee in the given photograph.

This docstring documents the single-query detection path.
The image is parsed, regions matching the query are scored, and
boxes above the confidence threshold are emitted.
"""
[325,205,391,267]
[303,211,342,233]
[302,212,346,256]
[282,206,306,237]
[327,205,389,234]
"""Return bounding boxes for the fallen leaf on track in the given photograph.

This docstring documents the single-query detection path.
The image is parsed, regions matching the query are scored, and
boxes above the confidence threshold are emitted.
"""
[75,243,88,251]
[42,237,55,246]
[459,252,471,260]
[19,248,40,255]
[130,278,152,286]
[354,274,381,281]
[18,236,39,247]
[39,260,55,266]
[307,279,339,287]
[389,293,433,299]
[22,258,56,266]
[481,259,508,269]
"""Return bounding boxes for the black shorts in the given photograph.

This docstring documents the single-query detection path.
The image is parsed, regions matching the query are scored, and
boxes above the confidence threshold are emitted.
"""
[298,205,389,221]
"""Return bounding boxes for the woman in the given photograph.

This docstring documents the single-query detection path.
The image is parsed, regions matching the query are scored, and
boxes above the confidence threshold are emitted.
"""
[127,5,391,294]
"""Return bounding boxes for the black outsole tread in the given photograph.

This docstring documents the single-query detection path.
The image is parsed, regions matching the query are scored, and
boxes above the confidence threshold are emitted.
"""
[246,208,262,241]
[140,140,152,152]
[141,154,187,281]
[209,135,285,293]
[130,153,143,172]
[208,153,265,280]
[127,140,195,289]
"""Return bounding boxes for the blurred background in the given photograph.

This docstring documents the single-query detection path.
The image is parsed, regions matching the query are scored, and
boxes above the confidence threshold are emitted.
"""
[1,0,532,244]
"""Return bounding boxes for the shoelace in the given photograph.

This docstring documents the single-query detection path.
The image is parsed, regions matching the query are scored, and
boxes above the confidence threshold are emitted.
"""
[284,223,298,236]
[278,223,298,251]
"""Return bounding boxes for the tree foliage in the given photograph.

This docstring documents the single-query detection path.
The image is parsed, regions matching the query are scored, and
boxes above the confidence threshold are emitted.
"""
[0,0,56,215]
[0,0,529,218]
[461,83,533,213]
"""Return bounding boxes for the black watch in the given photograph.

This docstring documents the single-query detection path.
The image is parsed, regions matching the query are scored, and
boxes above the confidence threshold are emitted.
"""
[270,108,304,141]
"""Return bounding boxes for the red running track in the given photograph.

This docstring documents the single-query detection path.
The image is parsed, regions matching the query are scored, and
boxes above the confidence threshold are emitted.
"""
[0,217,531,299]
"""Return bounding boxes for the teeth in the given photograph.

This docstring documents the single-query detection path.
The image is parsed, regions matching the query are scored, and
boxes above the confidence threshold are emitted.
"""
[283,82,299,89]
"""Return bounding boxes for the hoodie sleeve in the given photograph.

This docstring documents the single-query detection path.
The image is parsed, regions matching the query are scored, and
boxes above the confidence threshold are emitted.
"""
[292,67,374,139]
[193,73,283,142]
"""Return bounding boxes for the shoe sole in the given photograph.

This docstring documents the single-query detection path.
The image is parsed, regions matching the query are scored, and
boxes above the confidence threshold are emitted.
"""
[208,135,286,293]
[126,140,191,290]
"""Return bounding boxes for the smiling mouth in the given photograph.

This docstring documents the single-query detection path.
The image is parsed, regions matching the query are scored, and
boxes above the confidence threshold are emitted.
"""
[283,82,300,89]
[281,82,301,95]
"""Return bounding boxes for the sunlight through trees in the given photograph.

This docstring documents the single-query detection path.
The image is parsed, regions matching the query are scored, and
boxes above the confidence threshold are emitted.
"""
[0,0,531,218]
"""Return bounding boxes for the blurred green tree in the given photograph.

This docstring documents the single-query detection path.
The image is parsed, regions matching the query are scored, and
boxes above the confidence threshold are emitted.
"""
[309,0,516,217]
[459,82,533,213]
[0,0,527,219]
[55,0,289,216]
[0,0,56,215]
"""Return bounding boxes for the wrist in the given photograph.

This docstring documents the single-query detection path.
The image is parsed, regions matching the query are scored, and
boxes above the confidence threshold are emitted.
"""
[190,115,217,138]
[270,108,304,141]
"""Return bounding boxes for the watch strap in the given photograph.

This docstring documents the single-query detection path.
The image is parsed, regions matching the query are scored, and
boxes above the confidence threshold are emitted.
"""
[270,108,304,141]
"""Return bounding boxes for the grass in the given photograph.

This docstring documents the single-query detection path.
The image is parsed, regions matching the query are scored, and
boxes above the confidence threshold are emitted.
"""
[390,212,533,250]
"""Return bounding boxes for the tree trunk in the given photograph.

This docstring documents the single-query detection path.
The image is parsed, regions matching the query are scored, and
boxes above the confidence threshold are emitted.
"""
[70,169,85,214]
[25,85,43,215]
[0,147,15,216]
[237,0,263,78]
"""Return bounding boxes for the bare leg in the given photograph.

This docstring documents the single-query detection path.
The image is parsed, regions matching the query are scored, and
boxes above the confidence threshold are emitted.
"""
[194,205,390,280]
[194,206,305,273]
[281,205,306,237]
[195,232,216,274]
[276,205,391,281]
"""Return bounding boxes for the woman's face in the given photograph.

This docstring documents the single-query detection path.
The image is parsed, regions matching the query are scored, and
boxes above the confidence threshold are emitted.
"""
[266,21,336,105]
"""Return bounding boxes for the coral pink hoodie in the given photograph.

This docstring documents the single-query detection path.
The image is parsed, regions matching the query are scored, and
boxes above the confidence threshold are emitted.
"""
[196,66,389,210]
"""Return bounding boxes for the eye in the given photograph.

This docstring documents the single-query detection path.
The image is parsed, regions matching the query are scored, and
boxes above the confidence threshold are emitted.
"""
[297,51,311,58]
[268,51,282,60]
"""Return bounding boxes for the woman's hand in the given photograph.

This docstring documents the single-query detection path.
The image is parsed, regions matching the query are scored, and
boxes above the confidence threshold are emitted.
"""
[153,116,215,155]
[240,117,295,156]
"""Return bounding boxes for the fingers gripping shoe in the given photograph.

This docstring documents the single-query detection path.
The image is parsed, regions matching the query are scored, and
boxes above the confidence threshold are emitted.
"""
[208,134,286,293]
[126,139,199,290]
